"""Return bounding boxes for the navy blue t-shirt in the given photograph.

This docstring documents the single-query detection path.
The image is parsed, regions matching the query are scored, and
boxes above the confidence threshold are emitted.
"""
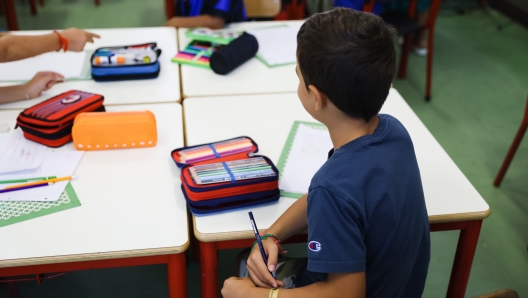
[301,114,430,298]
[175,0,246,23]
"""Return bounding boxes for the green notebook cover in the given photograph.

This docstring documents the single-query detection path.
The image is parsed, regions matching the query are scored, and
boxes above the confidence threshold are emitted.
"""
[277,121,328,199]
[0,183,81,228]
[185,28,242,45]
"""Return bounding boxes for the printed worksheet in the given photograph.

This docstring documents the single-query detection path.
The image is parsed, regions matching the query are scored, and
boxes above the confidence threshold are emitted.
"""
[279,123,333,195]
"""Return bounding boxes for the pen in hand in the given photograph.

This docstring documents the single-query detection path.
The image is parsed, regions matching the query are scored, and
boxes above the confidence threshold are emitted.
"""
[248,211,277,279]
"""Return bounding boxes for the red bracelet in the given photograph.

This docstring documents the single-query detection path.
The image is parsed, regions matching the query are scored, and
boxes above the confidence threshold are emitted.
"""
[268,236,288,255]
[53,30,68,52]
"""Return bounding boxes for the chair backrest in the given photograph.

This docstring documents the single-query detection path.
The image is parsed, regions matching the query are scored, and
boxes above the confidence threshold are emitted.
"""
[244,0,281,18]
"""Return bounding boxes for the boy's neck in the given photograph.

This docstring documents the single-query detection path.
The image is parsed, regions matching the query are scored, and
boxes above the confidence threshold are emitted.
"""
[323,113,380,150]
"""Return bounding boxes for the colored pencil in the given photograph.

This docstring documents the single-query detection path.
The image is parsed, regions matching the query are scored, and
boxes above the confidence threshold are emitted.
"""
[0,182,52,194]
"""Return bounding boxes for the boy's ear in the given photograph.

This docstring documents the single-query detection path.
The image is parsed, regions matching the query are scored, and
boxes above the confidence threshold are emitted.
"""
[308,85,326,111]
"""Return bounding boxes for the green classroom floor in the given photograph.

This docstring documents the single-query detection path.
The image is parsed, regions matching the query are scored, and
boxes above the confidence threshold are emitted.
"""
[1,0,528,297]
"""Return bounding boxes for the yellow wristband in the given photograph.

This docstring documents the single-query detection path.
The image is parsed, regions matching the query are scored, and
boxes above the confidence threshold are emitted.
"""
[269,288,280,298]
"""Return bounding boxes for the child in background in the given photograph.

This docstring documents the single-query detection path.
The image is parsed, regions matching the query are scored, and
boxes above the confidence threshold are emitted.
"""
[221,8,430,298]
[164,0,246,29]
[0,28,99,104]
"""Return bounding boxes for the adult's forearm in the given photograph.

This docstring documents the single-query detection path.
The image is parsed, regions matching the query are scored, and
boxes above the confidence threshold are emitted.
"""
[0,33,60,62]
[266,194,308,241]
[0,85,26,104]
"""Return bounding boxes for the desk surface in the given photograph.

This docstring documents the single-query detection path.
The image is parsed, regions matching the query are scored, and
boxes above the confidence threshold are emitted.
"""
[179,21,303,98]
[0,27,181,109]
[0,103,188,268]
[184,90,490,242]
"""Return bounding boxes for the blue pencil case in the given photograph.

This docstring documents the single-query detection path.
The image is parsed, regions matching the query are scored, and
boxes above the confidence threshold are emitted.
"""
[171,137,280,215]
[91,43,162,82]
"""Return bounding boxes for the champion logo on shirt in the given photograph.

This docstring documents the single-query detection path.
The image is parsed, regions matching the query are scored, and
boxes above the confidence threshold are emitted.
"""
[308,241,321,252]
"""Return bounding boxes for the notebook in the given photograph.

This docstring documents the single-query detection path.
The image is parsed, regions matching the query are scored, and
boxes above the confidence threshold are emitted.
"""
[246,26,298,68]
[277,121,332,198]
[0,51,93,82]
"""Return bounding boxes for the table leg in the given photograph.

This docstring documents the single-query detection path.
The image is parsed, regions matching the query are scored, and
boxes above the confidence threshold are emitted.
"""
[446,220,483,298]
[3,0,19,31]
[167,254,187,298]
[200,241,219,298]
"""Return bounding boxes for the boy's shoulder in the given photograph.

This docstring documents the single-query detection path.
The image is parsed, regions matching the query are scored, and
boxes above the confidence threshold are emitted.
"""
[308,114,417,199]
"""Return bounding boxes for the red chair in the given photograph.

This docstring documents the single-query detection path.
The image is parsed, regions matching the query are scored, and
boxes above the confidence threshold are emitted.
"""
[494,96,528,187]
[364,0,442,101]
[29,0,100,17]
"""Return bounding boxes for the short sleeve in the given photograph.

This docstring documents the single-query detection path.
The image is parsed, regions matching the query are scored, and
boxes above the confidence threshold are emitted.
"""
[202,0,234,18]
[307,187,366,273]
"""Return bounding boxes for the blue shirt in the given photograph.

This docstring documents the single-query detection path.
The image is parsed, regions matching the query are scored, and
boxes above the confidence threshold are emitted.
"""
[176,0,246,23]
[334,0,383,15]
[303,114,430,298]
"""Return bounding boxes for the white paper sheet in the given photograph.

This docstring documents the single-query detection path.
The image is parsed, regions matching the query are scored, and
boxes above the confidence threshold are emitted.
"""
[279,124,333,194]
[247,26,298,67]
[0,149,84,202]
[0,134,46,174]
[0,52,87,82]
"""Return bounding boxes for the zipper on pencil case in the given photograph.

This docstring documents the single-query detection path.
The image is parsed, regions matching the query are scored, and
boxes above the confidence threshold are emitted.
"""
[187,192,281,215]
[18,100,104,126]
[181,185,280,206]
[181,178,279,200]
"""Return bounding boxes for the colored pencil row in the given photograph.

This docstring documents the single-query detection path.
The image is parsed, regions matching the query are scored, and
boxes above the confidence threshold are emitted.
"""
[189,157,275,185]
[177,137,253,163]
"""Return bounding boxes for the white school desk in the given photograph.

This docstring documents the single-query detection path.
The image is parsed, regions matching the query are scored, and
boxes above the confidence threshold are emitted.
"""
[0,27,181,110]
[0,103,188,298]
[178,21,303,98]
[183,89,490,298]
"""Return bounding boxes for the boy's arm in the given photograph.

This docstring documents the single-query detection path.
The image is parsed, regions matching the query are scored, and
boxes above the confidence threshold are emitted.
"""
[0,28,99,62]
[222,272,366,298]
[246,194,308,288]
[163,15,225,29]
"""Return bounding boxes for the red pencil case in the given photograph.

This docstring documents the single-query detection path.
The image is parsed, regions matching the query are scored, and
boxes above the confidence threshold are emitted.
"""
[16,90,105,147]
[171,137,280,215]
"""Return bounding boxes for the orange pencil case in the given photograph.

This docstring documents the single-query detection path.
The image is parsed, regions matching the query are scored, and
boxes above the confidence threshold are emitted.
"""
[72,110,157,150]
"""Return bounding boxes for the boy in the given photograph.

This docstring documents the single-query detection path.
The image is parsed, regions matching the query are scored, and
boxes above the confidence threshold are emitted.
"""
[0,28,99,104]
[221,8,430,298]
[164,0,246,29]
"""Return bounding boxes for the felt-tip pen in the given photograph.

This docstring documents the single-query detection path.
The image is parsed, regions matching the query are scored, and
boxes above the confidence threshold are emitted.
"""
[248,211,277,279]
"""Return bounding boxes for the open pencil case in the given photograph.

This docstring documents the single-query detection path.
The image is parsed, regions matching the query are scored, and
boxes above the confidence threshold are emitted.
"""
[16,90,105,147]
[171,137,280,215]
[91,43,162,81]
[171,28,241,69]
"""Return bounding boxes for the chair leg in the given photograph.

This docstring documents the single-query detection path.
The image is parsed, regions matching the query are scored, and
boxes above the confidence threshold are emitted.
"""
[29,0,37,15]
[39,0,44,6]
[397,33,412,79]
[7,282,20,298]
[165,0,173,20]
[494,121,528,187]
[94,0,100,6]
[425,26,435,101]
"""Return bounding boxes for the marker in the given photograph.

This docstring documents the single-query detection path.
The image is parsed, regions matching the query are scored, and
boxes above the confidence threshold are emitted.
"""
[0,182,52,194]
[248,211,277,279]
[5,175,77,190]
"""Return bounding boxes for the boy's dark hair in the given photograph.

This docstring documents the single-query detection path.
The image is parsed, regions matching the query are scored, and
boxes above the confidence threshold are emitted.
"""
[297,8,396,122]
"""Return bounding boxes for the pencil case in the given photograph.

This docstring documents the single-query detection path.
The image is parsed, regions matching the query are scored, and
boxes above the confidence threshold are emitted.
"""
[16,90,105,147]
[171,137,280,215]
[91,43,162,82]
[72,110,157,150]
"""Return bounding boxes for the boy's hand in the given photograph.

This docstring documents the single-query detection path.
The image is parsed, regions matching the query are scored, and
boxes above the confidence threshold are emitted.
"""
[221,277,257,298]
[25,72,64,99]
[246,238,285,289]
[61,28,100,52]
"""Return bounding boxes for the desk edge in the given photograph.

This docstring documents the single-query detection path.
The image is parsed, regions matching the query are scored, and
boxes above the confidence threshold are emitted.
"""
[0,240,190,269]
[193,209,492,242]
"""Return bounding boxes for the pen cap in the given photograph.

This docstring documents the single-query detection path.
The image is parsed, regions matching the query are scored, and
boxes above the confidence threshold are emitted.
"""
[210,32,259,75]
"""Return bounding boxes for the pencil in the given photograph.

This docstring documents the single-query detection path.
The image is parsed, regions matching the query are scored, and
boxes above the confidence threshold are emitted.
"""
[0,182,52,194]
